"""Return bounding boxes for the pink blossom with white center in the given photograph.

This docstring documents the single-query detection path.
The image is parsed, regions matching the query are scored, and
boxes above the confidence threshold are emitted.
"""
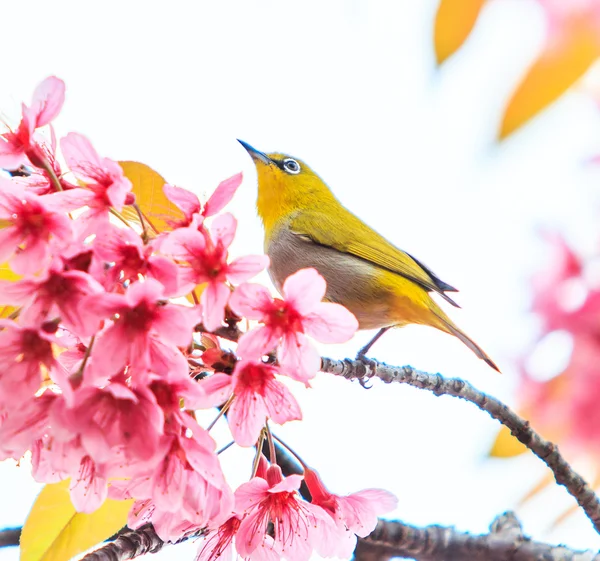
[234,464,340,561]
[0,180,83,274]
[0,259,104,334]
[79,278,200,380]
[60,132,133,235]
[0,76,65,170]
[230,268,358,384]
[94,225,179,295]
[163,173,243,230]
[197,360,302,447]
[303,467,398,542]
[0,317,59,412]
[161,213,269,331]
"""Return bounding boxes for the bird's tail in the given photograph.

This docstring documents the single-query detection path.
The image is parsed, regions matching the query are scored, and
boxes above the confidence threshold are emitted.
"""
[433,312,500,373]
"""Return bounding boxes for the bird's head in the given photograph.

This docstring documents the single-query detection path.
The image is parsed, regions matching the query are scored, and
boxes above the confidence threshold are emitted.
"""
[238,139,336,231]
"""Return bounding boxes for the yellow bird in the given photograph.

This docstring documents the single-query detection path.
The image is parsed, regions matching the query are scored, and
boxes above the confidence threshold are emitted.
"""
[238,140,499,372]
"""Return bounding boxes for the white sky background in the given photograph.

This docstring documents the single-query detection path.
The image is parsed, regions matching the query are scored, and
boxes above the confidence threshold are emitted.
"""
[3,0,600,559]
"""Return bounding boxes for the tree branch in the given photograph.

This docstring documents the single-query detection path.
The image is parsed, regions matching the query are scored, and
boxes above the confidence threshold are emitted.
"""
[321,357,600,535]
[356,512,600,561]
[0,527,20,547]
[80,525,166,561]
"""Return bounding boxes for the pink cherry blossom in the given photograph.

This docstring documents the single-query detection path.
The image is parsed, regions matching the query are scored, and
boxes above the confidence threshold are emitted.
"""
[230,268,358,383]
[79,278,200,380]
[93,225,179,294]
[60,132,133,235]
[0,180,82,274]
[198,360,302,447]
[70,454,109,513]
[51,379,165,466]
[0,392,56,461]
[0,259,104,334]
[0,76,65,170]
[161,213,268,330]
[303,467,398,538]
[234,464,340,561]
[0,317,59,411]
[163,173,243,229]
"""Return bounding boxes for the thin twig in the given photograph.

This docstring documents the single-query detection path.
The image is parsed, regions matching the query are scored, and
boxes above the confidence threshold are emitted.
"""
[320,356,600,535]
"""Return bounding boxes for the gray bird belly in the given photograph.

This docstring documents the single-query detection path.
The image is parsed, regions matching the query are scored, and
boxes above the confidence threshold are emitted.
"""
[266,228,396,329]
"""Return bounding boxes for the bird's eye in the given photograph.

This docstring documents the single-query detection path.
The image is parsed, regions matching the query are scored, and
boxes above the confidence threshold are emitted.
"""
[282,158,301,174]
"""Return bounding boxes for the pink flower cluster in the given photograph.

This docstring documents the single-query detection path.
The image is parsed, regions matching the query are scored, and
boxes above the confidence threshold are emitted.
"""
[521,232,600,456]
[0,77,395,560]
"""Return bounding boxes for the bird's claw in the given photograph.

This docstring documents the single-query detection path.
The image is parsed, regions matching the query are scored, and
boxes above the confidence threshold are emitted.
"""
[355,354,376,389]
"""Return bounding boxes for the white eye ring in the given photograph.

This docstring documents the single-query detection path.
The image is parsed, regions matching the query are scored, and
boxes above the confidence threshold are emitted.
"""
[283,158,301,174]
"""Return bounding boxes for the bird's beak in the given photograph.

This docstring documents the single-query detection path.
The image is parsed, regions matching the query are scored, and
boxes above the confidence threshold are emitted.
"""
[237,139,272,165]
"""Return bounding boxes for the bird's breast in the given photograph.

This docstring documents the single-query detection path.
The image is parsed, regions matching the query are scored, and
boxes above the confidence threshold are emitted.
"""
[266,226,398,330]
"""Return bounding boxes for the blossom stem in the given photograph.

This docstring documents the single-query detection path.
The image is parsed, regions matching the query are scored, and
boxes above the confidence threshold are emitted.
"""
[272,433,306,468]
[133,203,149,241]
[76,335,95,377]
[217,441,235,455]
[109,208,135,230]
[265,423,277,466]
[191,290,200,306]
[40,157,63,192]
[206,394,235,432]
[251,431,266,478]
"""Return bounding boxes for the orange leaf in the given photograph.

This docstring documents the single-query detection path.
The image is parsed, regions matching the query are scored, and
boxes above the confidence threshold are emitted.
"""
[499,18,600,139]
[489,425,529,458]
[119,161,183,235]
[434,0,487,65]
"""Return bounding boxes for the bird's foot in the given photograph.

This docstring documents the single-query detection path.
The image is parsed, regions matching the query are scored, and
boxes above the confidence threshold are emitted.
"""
[355,353,376,389]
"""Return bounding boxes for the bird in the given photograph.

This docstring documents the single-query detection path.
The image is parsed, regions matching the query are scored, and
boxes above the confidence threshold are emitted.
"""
[238,140,499,372]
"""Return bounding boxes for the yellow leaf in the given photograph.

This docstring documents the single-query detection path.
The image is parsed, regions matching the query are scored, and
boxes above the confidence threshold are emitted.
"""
[489,425,528,458]
[20,479,133,561]
[0,261,20,318]
[119,161,183,235]
[434,0,487,65]
[499,19,600,139]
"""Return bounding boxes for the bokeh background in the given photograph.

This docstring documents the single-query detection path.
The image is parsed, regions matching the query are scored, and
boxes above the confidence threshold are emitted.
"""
[3,0,600,559]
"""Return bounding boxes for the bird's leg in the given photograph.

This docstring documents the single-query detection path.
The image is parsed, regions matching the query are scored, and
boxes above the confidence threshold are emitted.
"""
[355,327,392,389]
[357,326,391,358]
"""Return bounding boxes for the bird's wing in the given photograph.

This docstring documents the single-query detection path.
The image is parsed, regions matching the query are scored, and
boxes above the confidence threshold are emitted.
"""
[289,208,460,307]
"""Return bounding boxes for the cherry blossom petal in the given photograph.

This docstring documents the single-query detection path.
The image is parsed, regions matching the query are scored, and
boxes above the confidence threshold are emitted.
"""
[236,326,279,359]
[69,456,107,513]
[337,489,398,536]
[61,133,104,180]
[234,477,270,512]
[228,391,269,446]
[196,374,233,408]
[153,454,185,512]
[163,184,200,219]
[277,332,320,384]
[263,379,302,426]
[30,76,66,128]
[303,302,358,343]
[203,173,242,218]
[201,282,230,331]
[229,283,273,320]
[226,255,270,284]
[282,268,326,315]
[210,213,237,249]
[161,227,206,260]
